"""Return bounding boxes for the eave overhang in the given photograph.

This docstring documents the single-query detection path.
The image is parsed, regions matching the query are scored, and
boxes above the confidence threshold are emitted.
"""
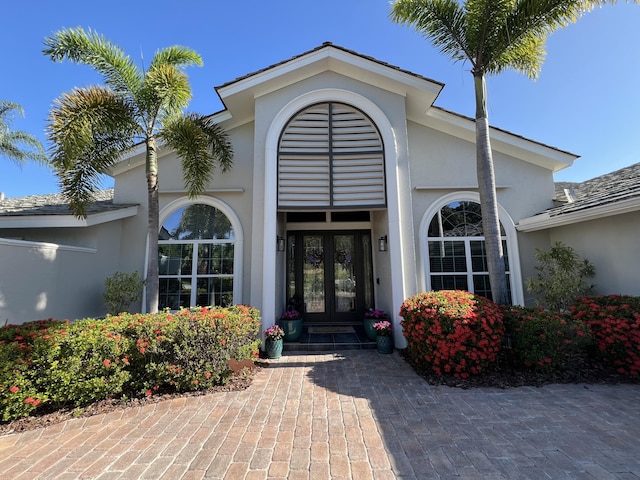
[215,43,444,130]
[517,197,640,232]
[421,107,579,172]
[0,205,139,229]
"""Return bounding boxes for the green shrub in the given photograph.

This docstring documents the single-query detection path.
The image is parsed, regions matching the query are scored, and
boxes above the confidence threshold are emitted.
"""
[526,242,595,312]
[0,305,261,422]
[570,295,640,376]
[0,319,66,420]
[119,305,261,396]
[399,290,504,378]
[501,306,592,373]
[104,271,145,315]
[31,318,131,408]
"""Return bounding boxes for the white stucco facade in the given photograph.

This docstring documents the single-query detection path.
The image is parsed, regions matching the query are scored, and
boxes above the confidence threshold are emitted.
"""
[7,43,633,336]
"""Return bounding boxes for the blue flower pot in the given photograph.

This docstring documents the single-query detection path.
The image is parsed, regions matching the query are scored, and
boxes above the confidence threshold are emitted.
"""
[364,318,378,341]
[265,338,283,359]
[376,335,394,354]
[280,318,303,342]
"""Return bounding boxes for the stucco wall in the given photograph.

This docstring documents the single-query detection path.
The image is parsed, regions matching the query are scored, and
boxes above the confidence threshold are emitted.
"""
[112,122,257,309]
[0,221,126,323]
[406,121,557,303]
[517,229,552,306]
[549,211,640,296]
[251,71,416,327]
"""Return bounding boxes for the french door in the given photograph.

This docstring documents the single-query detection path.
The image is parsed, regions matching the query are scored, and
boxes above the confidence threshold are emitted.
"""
[286,231,373,323]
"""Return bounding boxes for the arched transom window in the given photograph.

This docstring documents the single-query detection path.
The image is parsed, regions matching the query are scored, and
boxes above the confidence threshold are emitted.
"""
[158,204,235,309]
[426,201,512,303]
[278,102,386,209]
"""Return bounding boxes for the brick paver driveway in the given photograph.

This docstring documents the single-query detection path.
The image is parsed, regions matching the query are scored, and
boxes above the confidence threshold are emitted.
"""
[1,350,639,479]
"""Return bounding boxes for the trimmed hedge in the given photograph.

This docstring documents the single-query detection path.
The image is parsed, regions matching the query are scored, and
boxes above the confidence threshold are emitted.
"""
[570,295,640,376]
[0,305,261,421]
[400,290,504,378]
[501,306,592,373]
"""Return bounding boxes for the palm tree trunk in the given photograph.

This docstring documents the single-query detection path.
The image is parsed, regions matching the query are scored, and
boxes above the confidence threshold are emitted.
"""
[145,136,160,313]
[474,74,508,304]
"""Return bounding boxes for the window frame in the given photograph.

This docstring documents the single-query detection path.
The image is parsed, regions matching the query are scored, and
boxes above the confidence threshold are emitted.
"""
[418,192,523,305]
[150,196,243,311]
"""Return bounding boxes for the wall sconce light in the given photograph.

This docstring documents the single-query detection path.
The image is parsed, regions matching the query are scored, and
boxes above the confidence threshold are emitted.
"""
[378,235,388,252]
[277,236,286,252]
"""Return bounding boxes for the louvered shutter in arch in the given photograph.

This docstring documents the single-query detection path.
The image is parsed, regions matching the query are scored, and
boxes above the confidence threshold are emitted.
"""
[278,102,386,209]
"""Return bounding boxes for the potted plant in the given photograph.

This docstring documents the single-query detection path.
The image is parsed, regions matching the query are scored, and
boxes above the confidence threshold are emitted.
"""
[264,325,285,359]
[373,320,394,354]
[279,310,303,342]
[364,309,387,341]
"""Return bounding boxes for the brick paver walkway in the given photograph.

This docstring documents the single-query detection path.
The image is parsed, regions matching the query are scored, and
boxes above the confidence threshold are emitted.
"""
[1,350,639,479]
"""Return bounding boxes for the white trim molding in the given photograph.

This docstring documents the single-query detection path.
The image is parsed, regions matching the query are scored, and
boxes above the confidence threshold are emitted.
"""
[517,197,640,232]
[264,88,409,341]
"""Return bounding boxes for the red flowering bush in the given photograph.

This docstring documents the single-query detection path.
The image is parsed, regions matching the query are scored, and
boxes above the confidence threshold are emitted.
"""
[400,291,504,378]
[570,295,640,376]
[501,306,592,373]
[0,305,261,421]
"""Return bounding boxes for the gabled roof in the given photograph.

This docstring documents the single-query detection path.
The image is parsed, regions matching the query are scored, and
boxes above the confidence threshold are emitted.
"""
[0,189,138,228]
[214,42,444,129]
[517,163,640,231]
[112,42,577,177]
[212,42,576,172]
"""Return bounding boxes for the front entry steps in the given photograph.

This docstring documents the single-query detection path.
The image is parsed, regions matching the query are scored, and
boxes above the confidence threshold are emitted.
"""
[282,324,376,351]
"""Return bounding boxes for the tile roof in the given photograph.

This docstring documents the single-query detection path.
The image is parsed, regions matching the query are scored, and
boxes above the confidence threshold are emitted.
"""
[551,163,640,216]
[0,189,137,217]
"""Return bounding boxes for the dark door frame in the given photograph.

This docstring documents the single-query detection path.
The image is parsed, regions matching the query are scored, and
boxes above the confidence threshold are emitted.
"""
[286,230,373,323]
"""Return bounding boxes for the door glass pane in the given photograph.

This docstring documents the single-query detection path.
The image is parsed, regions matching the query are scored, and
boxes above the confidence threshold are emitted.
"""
[334,235,355,313]
[361,234,373,310]
[287,235,296,305]
[303,235,325,313]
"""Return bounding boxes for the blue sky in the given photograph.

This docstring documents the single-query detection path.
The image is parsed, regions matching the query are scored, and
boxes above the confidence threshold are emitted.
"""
[2,0,639,198]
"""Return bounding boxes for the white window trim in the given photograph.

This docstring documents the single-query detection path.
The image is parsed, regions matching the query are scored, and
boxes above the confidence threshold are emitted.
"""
[142,196,244,311]
[417,191,524,305]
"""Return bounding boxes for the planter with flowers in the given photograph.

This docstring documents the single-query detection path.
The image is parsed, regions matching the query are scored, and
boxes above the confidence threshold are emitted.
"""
[264,325,285,359]
[279,310,303,342]
[364,309,387,341]
[373,320,394,354]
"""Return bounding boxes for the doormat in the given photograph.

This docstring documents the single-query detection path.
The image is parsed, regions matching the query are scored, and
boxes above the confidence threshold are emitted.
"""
[307,326,355,334]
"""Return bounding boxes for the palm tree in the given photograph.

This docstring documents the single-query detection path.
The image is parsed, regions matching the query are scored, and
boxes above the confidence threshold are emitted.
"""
[43,27,233,313]
[0,100,47,166]
[390,0,616,304]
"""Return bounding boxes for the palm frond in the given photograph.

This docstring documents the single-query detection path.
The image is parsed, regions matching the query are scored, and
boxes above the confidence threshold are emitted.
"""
[138,64,193,130]
[391,0,472,65]
[47,86,139,217]
[0,100,25,120]
[43,27,142,96]
[149,46,203,70]
[160,113,233,198]
[0,100,48,166]
[0,130,49,165]
[484,0,602,77]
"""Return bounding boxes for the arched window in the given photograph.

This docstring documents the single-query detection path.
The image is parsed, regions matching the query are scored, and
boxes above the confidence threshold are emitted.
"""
[158,204,235,309]
[426,200,512,303]
[277,102,386,209]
